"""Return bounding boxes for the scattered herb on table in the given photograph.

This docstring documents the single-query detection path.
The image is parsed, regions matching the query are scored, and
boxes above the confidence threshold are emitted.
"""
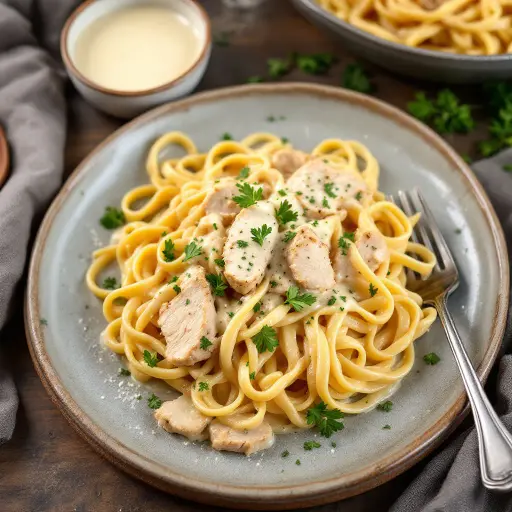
[267,56,293,79]
[147,393,162,409]
[119,368,131,377]
[343,63,372,94]
[377,400,393,412]
[221,132,233,141]
[304,441,321,450]
[247,75,264,83]
[383,424,392,430]
[281,450,290,458]
[306,401,345,437]
[213,31,231,47]
[100,206,125,229]
[423,352,441,365]
[296,53,335,75]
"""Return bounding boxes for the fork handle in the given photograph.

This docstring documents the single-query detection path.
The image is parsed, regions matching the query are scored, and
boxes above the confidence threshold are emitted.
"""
[435,296,512,491]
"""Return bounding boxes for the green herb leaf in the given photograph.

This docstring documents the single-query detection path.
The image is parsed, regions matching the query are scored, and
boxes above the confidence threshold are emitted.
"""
[369,283,378,297]
[276,200,298,225]
[278,189,287,197]
[162,239,175,262]
[377,400,393,412]
[338,232,355,256]
[253,302,261,313]
[214,258,225,268]
[249,371,256,380]
[383,424,392,430]
[206,273,228,297]
[213,31,231,47]
[40,318,48,326]
[198,381,209,392]
[247,75,263,83]
[238,166,250,179]
[304,440,321,450]
[119,368,131,377]
[183,241,202,261]
[200,336,213,350]
[267,57,292,78]
[423,352,441,365]
[102,277,118,290]
[503,164,512,172]
[295,459,301,465]
[100,206,125,229]
[147,393,162,409]
[324,182,337,198]
[233,182,263,208]
[306,401,344,438]
[297,53,335,75]
[343,63,372,93]
[281,450,290,458]
[327,296,336,306]
[143,350,158,368]
[252,325,279,353]
[283,231,296,243]
[221,132,233,141]
[285,286,316,312]
[251,224,273,246]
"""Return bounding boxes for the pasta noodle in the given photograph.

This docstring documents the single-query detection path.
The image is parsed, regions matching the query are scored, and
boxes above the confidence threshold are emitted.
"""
[86,131,437,452]
[316,0,512,55]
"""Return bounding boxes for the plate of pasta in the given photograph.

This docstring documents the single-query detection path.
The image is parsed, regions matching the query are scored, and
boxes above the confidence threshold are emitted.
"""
[26,83,508,509]
[292,0,512,83]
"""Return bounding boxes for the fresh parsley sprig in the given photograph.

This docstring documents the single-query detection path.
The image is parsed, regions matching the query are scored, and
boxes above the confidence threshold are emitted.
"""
[251,224,273,246]
[147,393,162,409]
[297,53,336,75]
[343,63,372,94]
[276,200,298,225]
[200,336,213,350]
[423,352,441,365]
[206,273,228,297]
[252,325,279,353]
[162,239,175,262]
[233,182,263,208]
[143,350,159,368]
[183,241,202,262]
[306,401,344,438]
[285,286,316,312]
[338,232,355,256]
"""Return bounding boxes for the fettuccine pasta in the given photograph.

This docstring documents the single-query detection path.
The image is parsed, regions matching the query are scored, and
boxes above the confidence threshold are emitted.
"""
[317,0,512,55]
[87,132,437,454]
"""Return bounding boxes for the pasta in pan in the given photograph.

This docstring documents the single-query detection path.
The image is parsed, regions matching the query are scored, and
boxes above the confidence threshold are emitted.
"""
[86,132,437,454]
[316,0,512,55]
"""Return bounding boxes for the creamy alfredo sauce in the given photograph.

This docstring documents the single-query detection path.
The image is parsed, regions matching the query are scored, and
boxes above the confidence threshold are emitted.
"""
[73,6,201,92]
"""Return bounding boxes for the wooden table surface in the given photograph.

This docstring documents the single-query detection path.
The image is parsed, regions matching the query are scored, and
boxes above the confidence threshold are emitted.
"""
[0,1,493,511]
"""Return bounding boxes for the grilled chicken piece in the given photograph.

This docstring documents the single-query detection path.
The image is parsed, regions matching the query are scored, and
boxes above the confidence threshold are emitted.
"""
[356,230,388,271]
[158,265,217,366]
[223,201,279,294]
[285,225,335,291]
[271,148,308,179]
[209,420,275,455]
[204,178,241,223]
[286,160,368,219]
[155,395,211,441]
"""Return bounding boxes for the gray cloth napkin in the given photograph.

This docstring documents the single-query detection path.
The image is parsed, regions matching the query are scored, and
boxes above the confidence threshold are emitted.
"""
[1,1,512,510]
[0,0,70,443]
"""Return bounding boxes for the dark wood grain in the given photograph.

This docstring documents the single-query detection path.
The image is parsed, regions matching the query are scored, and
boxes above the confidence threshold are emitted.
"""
[0,0,493,510]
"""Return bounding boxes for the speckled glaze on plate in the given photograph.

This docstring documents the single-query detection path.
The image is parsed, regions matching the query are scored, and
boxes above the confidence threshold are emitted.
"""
[25,84,509,510]
[291,0,512,84]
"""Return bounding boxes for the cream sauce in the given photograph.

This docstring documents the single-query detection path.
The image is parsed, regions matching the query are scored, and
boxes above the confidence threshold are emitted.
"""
[73,6,201,92]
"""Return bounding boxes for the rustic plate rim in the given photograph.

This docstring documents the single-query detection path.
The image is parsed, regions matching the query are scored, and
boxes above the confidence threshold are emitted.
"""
[25,83,509,509]
[0,126,9,188]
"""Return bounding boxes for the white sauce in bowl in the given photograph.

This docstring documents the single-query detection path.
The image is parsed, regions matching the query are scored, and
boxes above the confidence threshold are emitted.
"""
[73,5,202,92]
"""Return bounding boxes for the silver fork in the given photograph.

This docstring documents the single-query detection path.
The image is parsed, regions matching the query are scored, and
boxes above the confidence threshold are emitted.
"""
[390,188,512,492]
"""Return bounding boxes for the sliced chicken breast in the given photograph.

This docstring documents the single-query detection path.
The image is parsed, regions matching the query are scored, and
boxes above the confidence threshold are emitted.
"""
[209,420,275,455]
[223,201,279,295]
[155,395,211,441]
[355,230,388,271]
[204,178,241,223]
[285,225,335,291]
[286,160,368,219]
[158,265,217,366]
[271,148,308,179]
[267,234,296,295]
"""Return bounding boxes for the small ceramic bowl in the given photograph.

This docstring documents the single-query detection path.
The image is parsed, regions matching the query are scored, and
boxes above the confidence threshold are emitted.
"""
[61,0,211,118]
[291,0,512,84]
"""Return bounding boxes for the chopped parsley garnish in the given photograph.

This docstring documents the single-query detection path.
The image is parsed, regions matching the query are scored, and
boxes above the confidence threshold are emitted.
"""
[285,286,316,312]
[423,352,441,365]
[249,371,256,380]
[237,240,249,248]
[327,297,336,306]
[454,228,462,234]
[267,57,292,78]
[147,394,162,409]
[198,382,209,392]
[377,400,393,412]
[185,299,190,305]
[136,395,142,400]
[355,191,363,201]
[295,459,301,466]
[200,336,213,350]
[281,450,290,458]
[253,302,262,313]
[283,231,296,243]
[383,424,392,430]
[100,206,125,229]
[162,239,175,262]
[276,200,298,225]
[40,318,48,326]
[343,63,372,94]
[227,311,235,318]
[143,350,158,368]
[278,189,287,197]
[233,182,263,208]
[183,241,202,261]
[270,280,278,288]
[251,224,273,246]
[304,441,321,450]
[214,258,225,268]
[238,166,250,179]
[281,137,289,144]
[102,277,118,290]
[296,53,335,75]
[119,368,131,376]
[324,183,337,198]
[246,75,263,83]
[369,283,378,297]
[338,232,355,255]
[408,90,474,135]
[331,441,337,448]
[322,197,330,208]
[206,273,228,296]
[169,276,178,283]
[252,325,279,353]
[173,285,181,294]
[221,132,233,141]
[213,31,231,47]
[306,401,345,438]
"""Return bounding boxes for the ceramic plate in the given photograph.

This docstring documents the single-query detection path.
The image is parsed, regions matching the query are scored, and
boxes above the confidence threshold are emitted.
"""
[291,0,512,84]
[26,84,509,510]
